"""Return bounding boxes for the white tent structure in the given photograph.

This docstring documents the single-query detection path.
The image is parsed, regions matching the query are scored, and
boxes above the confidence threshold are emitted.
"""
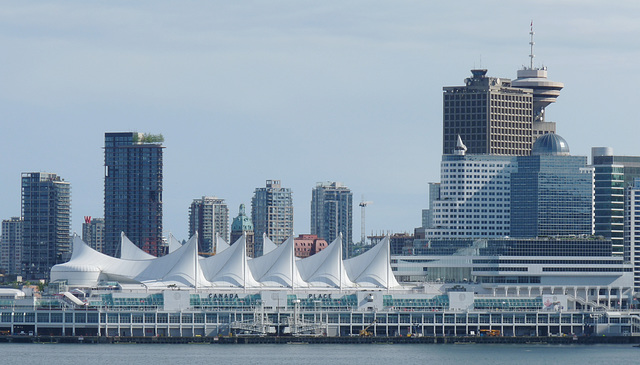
[51,233,403,290]
[200,235,259,287]
[248,236,307,288]
[167,233,183,254]
[51,235,150,286]
[120,232,155,260]
[344,236,401,289]
[297,234,353,288]
[215,233,230,254]
[136,235,207,288]
[261,233,277,255]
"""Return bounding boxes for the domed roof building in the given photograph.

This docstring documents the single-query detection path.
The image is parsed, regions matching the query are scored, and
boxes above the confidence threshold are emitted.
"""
[231,204,256,257]
[511,133,594,238]
[231,204,253,232]
[532,133,570,156]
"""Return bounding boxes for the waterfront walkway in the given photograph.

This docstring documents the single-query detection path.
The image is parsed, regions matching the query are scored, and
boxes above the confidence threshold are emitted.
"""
[1,334,638,345]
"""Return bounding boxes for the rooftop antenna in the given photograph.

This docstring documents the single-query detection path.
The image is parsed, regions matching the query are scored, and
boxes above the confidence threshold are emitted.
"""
[529,20,535,69]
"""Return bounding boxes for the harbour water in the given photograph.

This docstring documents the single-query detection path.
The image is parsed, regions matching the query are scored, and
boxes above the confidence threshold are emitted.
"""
[3,343,638,364]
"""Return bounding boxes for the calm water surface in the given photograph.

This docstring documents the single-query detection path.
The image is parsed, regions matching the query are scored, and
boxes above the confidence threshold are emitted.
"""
[3,343,638,364]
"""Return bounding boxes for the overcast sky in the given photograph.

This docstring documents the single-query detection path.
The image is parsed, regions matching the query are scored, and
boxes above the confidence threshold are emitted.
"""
[1,1,639,242]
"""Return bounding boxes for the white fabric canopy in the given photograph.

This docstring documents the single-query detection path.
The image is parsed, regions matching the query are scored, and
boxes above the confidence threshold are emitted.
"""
[248,236,307,288]
[201,235,260,287]
[216,233,230,254]
[261,233,277,256]
[52,234,401,290]
[120,232,155,260]
[167,233,183,253]
[297,234,354,288]
[344,237,401,288]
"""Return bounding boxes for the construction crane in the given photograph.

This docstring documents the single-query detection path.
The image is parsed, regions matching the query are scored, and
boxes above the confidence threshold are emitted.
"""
[359,319,377,337]
[359,199,373,247]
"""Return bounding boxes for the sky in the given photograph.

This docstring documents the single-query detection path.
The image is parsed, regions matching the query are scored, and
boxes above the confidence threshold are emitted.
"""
[1,1,640,242]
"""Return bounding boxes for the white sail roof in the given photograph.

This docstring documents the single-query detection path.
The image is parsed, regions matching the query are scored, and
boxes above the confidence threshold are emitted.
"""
[167,233,183,253]
[216,233,230,254]
[50,236,104,286]
[52,234,401,290]
[262,233,277,256]
[120,232,155,260]
[248,236,307,288]
[343,236,401,289]
[51,235,151,285]
[297,234,354,288]
[135,235,208,288]
[201,235,260,287]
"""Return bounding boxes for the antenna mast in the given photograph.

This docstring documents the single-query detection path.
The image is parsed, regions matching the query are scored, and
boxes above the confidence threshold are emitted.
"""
[529,20,535,69]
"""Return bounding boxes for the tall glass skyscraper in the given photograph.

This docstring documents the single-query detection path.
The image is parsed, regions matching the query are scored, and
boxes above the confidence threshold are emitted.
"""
[21,172,71,279]
[188,196,229,255]
[82,217,105,252]
[310,182,352,257]
[625,178,640,292]
[104,132,164,257]
[251,180,293,256]
[1,217,23,276]
[592,147,640,258]
[511,134,594,238]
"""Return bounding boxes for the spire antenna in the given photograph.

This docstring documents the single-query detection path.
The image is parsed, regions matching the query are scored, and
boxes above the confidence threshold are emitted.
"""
[529,20,535,69]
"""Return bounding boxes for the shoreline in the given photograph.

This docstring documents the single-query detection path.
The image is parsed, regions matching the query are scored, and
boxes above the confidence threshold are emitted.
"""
[1,335,639,345]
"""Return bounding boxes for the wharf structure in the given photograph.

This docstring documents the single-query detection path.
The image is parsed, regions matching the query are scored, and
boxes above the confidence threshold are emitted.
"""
[1,234,639,338]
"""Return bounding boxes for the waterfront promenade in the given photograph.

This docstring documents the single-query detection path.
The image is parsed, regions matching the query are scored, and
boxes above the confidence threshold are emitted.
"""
[1,334,639,345]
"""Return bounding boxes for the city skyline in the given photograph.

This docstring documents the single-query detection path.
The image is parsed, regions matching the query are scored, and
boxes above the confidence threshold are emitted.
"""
[1,2,639,242]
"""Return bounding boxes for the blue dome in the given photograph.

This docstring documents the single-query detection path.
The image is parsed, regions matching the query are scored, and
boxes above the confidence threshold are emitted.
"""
[532,133,570,156]
[231,204,253,232]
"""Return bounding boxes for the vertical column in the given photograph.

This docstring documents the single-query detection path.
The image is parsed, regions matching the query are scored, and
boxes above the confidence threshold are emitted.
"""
[619,287,623,309]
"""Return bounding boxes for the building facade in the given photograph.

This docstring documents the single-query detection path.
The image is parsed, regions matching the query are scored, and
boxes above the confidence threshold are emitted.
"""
[443,69,533,156]
[230,204,255,258]
[625,178,640,293]
[104,132,164,257]
[389,233,415,256]
[422,183,441,229]
[592,147,640,258]
[511,134,594,238]
[188,197,229,255]
[0,217,23,276]
[252,180,293,256]
[21,172,71,280]
[82,217,105,253]
[310,182,352,256]
[425,151,516,239]
[293,234,328,258]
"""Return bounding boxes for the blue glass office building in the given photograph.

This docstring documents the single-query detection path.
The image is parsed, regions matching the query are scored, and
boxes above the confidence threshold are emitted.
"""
[511,134,594,238]
[592,148,640,258]
[21,172,71,279]
[104,132,164,257]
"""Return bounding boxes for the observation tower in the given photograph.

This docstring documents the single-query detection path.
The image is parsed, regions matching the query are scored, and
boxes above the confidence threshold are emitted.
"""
[511,22,564,139]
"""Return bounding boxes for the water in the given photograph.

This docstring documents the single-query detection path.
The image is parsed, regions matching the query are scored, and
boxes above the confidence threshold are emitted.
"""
[3,343,638,364]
